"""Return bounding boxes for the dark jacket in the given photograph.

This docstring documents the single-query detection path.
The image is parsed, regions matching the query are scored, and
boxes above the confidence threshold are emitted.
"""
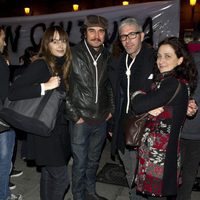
[181,51,200,140]
[132,74,188,196]
[68,41,114,122]
[109,42,155,156]
[0,54,9,102]
[9,59,71,166]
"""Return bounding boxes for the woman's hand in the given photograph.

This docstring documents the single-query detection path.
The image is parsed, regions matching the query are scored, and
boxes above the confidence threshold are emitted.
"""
[76,117,84,124]
[43,76,60,91]
[148,107,164,116]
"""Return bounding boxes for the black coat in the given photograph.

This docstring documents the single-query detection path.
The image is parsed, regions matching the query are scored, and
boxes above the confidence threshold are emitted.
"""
[181,51,200,140]
[9,59,71,166]
[132,75,188,196]
[68,41,114,122]
[0,54,9,102]
[109,42,155,156]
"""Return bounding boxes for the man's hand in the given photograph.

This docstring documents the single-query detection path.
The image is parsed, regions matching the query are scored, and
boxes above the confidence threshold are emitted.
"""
[76,117,84,124]
[106,113,112,121]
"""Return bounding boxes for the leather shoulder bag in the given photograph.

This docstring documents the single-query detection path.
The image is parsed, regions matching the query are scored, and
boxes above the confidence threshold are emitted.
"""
[124,81,181,147]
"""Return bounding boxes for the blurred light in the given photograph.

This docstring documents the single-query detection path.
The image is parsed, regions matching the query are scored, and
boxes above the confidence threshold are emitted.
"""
[73,4,79,11]
[122,1,129,6]
[190,0,197,6]
[24,7,30,15]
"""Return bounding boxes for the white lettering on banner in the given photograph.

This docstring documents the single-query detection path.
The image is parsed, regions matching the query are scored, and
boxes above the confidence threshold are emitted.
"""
[0,0,179,64]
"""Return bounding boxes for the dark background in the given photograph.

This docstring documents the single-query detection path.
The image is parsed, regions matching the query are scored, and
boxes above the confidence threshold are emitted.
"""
[0,0,199,37]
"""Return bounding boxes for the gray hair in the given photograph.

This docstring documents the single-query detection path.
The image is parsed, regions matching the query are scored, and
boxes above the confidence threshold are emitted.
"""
[118,18,143,33]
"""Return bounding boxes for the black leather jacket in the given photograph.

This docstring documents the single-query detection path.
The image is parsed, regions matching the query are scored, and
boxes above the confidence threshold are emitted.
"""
[0,54,9,102]
[68,41,114,122]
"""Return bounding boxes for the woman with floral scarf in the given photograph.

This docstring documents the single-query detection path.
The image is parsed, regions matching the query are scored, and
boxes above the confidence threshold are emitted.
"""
[131,37,197,200]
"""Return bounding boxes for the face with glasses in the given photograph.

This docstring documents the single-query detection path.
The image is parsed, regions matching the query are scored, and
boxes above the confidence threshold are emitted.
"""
[49,30,67,57]
[119,24,144,58]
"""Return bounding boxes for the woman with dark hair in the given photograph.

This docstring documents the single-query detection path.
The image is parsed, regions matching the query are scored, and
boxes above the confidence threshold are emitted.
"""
[130,37,197,200]
[9,26,72,200]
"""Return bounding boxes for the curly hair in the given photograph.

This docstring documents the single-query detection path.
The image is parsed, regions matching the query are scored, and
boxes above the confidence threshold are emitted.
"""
[157,37,198,95]
[38,26,72,89]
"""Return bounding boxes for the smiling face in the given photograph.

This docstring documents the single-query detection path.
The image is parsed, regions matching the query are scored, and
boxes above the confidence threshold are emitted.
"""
[48,30,67,57]
[119,24,144,58]
[85,26,105,51]
[157,44,183,73]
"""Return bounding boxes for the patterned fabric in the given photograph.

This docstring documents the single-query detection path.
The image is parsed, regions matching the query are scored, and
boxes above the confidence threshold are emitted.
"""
[135,73,181,196]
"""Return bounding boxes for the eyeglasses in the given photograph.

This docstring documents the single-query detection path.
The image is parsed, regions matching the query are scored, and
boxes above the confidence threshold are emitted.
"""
[119,31,141,41]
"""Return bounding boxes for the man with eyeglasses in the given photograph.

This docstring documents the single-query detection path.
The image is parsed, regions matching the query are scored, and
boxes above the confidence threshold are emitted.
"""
[109,18,155,200]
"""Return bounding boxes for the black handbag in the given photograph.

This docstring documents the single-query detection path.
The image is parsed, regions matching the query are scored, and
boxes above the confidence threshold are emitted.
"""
[124,81,181,147]
[0,89,65,137]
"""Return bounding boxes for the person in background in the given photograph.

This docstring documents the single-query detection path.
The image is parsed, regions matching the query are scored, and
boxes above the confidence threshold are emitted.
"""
[0,26,22,200]
[11,46,39,81]
[68,15,114,200]
[110,18,155,200]
[187,30,200,53]
[8,46,39,191]
[131,37,197,200]
[8,26,72,200]
[2,49,24,191]
[176,35,200,200]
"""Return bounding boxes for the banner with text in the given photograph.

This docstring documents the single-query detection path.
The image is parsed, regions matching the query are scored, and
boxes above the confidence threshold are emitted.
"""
[0,0,179,64]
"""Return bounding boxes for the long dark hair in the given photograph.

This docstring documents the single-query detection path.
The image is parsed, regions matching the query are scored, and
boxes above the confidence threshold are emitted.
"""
[39,26,72,88]
[157,37,198,95]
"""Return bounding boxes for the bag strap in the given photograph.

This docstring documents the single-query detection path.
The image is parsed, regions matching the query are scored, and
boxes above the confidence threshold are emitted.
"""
[33,90,54,118]
[167,81,181,105]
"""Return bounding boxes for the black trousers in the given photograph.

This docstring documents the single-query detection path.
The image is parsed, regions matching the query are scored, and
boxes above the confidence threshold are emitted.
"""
[40,165,69,200]
[177,139,200,200]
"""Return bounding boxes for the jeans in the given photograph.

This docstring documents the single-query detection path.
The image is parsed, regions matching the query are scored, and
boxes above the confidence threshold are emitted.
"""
[119,148,147,200]
[0,130,15,200]
[70,121,107,200]
[177,139,200,200]
[40,165,69,200]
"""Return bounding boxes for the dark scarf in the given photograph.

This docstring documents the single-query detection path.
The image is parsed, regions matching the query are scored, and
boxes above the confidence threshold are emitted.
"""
[152,70,176,90]
[55,56,65,68]
[54,56,66,90]
[85,40,104,58]
[53,56,65,76]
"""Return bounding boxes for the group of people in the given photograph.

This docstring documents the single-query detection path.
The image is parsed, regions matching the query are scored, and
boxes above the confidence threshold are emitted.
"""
[0,14,199,200]
[109,18,198,200]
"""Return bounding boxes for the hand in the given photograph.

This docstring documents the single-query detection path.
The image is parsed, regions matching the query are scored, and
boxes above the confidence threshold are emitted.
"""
[187,99,198,117]
[108,132,113,137]
[43,76,60,91]
[76,117,84,124]
[6,59,10,65]
[106,113,112,121]
[148,107,164,116]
